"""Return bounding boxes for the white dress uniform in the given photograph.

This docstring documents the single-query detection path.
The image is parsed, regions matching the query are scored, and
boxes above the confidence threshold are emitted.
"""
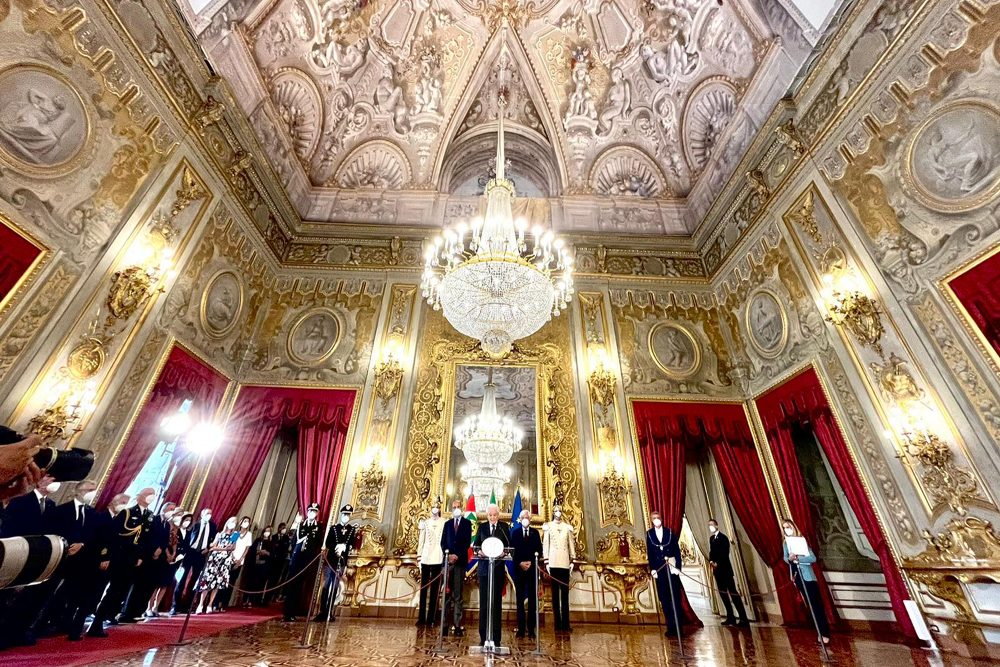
[543,519,576,631]
[416,514,446,625]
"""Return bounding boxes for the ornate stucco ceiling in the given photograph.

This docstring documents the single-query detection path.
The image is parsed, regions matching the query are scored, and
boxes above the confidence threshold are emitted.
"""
[196,0,810,235]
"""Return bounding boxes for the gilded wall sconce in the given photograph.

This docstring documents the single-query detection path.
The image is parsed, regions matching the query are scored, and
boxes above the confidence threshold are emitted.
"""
[104,245,174,328]
[354,446,388,520]
[820,260,885,356]
[27,379,97,444]
[597,452,631,527]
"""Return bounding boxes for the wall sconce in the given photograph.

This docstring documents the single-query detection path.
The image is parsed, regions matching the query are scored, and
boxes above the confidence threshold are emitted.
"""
[27,378,97,444]
[887,402,952,469]
[373,342,404,404]
[820,265,884,356]
[105,244,174,327]
[354,445,388,518]
[597,450,631,527]
[588,347,617,409]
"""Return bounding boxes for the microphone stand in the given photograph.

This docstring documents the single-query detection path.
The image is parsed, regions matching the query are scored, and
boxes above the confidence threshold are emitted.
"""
[792,563,830,663]
[294,517,332,649]
[531,552,542,656]
[470,546,511,656]
[664,564,685,659]
[431,549,449,655]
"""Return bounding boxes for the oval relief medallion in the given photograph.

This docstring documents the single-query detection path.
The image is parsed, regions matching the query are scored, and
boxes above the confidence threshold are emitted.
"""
[744,289,787,359]
[648,322,701,379]
[287,308,341,366]
[200,270,244,338]
[905,101,1000,212]
[0,65,90,175]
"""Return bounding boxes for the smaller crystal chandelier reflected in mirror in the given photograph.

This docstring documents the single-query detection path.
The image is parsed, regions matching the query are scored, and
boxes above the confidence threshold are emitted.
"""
[455,367,523,511]
[421,29,574,358]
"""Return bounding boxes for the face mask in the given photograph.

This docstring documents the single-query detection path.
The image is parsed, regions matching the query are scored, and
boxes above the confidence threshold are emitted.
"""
[82,490,97,505]
[45,482,61,494]
[163,509,175,519]
[202,513,212,522]
[306,510,318,520]
[520,518,530,528]
[452,508,462,519]
[115,503,128,513]
[340,514,349,524]
[181,520,192,529]
[263,531,271,538]
[173,516,183,526]
[652,518,662,528]
[226,519,237,530]
[709,526,717,534]
[241,521,250,529]
[784,527,794,536]
[553,510,561,519]
[431,508,440,516]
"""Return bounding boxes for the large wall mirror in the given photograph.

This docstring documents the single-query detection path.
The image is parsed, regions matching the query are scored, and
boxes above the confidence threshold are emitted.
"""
[444,364,541,516]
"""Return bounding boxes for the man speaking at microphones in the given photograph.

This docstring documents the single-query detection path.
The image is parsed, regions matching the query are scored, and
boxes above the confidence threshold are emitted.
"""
[473,504,509,647]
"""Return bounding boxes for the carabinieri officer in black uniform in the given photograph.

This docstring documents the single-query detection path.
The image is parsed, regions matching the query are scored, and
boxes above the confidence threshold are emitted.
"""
[283,501,322,621]
[646,510,684,636]
[315,504,357,621]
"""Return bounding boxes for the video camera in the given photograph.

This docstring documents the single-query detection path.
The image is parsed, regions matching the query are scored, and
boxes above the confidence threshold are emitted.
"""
[0,535,65,589]
[0,425,94,482]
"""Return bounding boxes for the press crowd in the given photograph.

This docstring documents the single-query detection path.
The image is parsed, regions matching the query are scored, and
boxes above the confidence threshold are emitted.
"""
[0,436,296,649]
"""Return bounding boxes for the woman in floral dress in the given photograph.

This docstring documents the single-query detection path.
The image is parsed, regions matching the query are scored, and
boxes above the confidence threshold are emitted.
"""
[194,517,237,614]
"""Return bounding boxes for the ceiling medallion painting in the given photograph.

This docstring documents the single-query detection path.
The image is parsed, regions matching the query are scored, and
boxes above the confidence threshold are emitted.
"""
[195,0,799,233]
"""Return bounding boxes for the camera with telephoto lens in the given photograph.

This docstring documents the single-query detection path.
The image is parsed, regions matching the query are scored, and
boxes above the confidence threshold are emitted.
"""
[0,535,65,590]
[0,425,95,482]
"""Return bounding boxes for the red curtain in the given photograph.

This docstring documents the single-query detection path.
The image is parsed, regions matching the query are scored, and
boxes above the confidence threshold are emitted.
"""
[633,401,706,628]
[0,221,41,301]
[98,346,229,507]
[198,386,356,524]
[948,251,1000,359]
[756,368,917,638]
[705,408,806,625]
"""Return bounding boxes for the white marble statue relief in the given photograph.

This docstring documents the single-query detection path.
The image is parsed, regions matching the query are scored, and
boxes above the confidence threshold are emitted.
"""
[598,67,631,133]
[412,54,442,115]
[564,55,596,129]
[374,76,409,132]
[0,69,87,168]
[910,104,1000,203]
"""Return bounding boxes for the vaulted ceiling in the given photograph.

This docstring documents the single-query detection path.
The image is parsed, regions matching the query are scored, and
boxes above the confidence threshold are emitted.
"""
[196,0,811,235]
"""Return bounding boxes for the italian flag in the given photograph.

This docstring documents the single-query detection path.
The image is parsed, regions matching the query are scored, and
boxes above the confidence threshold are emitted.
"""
[465,493,478,566]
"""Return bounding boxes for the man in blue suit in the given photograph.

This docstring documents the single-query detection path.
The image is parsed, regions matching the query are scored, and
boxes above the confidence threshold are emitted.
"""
[439,499,472,636]
[509,509,543,639]
[646,510,684,636]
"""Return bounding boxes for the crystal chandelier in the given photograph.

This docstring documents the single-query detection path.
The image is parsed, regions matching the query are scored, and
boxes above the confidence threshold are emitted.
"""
[455,369,523,511]
[421,45,574,358]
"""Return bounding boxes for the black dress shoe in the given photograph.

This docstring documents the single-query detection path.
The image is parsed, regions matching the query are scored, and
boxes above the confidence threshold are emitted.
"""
[515,631,525,638]
[416,619,425,626]
[283,615,295,622]
[117,617,138,624]
[86,628,108,638]
[527,632,536,639]
[454,628,465,637]
[68,633,82,641]
[442,626,450,637]
[736,619,751,628]
[721,618,735,626]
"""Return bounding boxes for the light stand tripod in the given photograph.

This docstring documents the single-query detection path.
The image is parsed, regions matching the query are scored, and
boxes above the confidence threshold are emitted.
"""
[531,552,542,656]
[469,543,512,657]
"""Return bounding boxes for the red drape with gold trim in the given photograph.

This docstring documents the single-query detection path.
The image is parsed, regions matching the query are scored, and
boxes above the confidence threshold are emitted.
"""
[97,346,229,507]
[197,386,356,523]
[0,221,41,301]
[948,251,1000,359]
[756,367,916,639]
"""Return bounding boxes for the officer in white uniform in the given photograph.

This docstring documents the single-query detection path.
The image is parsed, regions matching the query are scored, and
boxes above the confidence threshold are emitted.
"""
[416,503,445,626]
[542,504,576,632]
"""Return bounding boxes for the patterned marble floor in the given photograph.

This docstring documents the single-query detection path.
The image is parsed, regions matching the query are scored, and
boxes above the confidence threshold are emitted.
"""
[95,617,984,667]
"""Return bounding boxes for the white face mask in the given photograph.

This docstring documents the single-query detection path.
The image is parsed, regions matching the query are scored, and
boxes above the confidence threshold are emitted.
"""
[45,481,61,494]
[520,518,530,528]
[225,519,237,530]
[241,520,250,529]
[173,515,183,526]
[431,508,440,517]
[306,510,318,521]
[652,518,662,528]
[264,531,272,538]
[340,514,349,524]
[82,490,97,505]
[452,508,462,519]
[784,527,795,536]
[201,512,212,522]
[709,525,718,534]
[181,520,192,529]
[115,503,128,513]
[553,510,562,519]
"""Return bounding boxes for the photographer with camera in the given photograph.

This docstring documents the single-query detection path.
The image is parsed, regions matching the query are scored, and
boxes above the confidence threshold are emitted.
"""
[0,434,42,507]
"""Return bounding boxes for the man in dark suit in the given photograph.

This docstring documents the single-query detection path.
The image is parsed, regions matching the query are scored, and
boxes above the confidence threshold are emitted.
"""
[509,509,542,639]
[283,502,322,621]
[474,504,510,647]
[0,474,59,647]
[315,504,358,621]
[171,507,217,615]
[646,510,684,636]
[44,480,100,636]
[264,522,290,604]
[439,499,472,636]
[71,493,126,639]
[88,487,155,636]
[708,519,750,627]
